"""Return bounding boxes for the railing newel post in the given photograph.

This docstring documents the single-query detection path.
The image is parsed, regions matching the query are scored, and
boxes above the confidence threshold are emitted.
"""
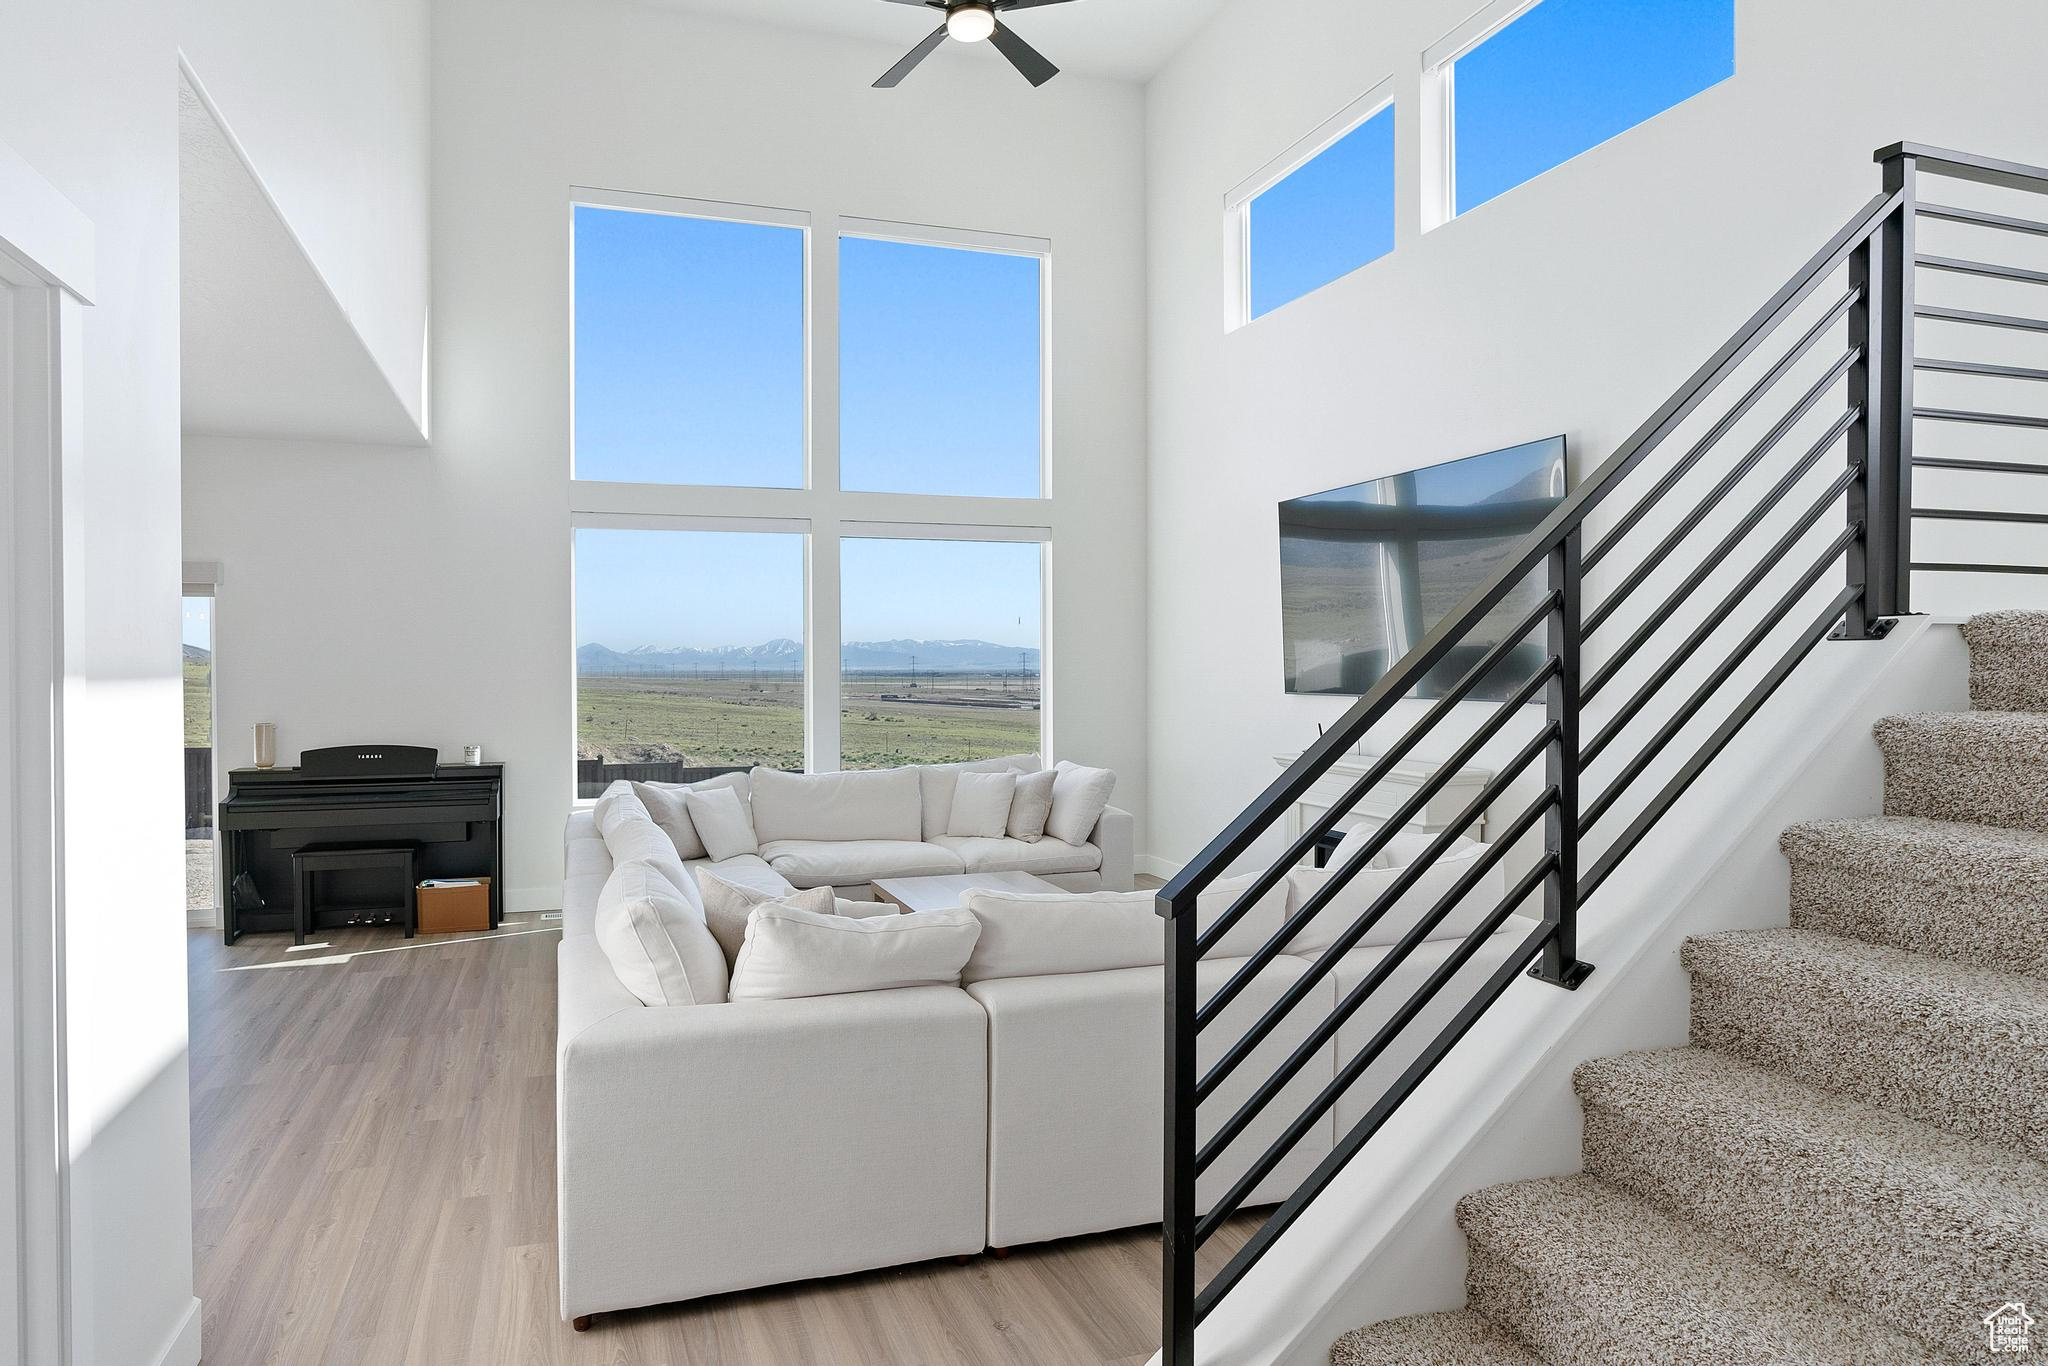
[1532,530,1593,989]
[1161,891,1198,1366]
[1856,148,1918,628]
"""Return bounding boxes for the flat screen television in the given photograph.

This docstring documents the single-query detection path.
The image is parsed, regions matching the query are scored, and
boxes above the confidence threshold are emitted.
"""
[1280,436,1568,700]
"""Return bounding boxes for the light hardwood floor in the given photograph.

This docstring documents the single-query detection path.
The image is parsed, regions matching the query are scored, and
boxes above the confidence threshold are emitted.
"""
[188,900,1256,1365]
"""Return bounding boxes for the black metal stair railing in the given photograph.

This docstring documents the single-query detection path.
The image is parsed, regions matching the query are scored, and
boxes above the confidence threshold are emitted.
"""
[1159,142,2048,1364]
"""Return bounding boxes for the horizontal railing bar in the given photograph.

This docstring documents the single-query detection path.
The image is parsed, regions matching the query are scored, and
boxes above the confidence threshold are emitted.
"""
[1916,254,2048,286]
[1194,663,1557,1029]
[1578,584,1863,903]
[1882,141,2048,195]
[1916,304,2048,334]
[1584,346,1858,638]
[1915,407,2048,430]
[1582,524,1858,830]
[1915,506,2048,524]
[1914,561,2048,576]
[1156,190,1901,917]
[1917,201,2048,238]
[1193,724,1554,1103]
[1913,455,2048,475]
[1915,357,2048,383]
[1582,411,1856,687]
[1582,292,1860,575]
[1192,790,1557,1199]
[1581,487,1858,769]
[1584,455,1859,706]
[1191,592,1560,960]
[1191,911,1557,1323]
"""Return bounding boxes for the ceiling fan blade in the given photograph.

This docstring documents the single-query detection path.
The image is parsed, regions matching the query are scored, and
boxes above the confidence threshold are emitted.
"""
[875,0,944,6]
[998,0,1079,9]
[988,19,1059,86]
[874,23,950,88]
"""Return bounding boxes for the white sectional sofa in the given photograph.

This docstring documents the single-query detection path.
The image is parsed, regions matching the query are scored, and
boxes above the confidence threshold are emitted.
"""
[556,774,1533,1325]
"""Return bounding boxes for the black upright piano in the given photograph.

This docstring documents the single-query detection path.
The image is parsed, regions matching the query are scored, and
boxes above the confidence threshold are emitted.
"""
[219,745,504,943]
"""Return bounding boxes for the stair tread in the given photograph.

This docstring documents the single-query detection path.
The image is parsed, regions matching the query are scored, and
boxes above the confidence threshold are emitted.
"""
[1684,928,2048,1157]
[1963,611,2048,712]
[1329,1310,1539,1366]
[1685,927,2048,1024]
[1458,1175,1950,1365]
[1576,1047,2047,1356]
[1578,1045,2046,1200]
[1784,813,2048,864]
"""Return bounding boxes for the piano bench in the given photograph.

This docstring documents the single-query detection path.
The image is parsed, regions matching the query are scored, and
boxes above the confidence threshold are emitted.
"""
[290,846,418,944]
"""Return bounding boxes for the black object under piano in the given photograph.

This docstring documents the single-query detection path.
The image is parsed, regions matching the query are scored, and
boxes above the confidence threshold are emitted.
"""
[218,745,503,944]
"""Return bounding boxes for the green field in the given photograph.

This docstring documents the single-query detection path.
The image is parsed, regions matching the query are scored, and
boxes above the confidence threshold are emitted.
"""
[184,658,212,748]
[578,671,1041,770]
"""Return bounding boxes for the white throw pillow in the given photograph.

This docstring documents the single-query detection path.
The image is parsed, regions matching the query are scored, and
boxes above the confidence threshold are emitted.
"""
[947,770,1017,838]
[593,860,728,1007]
[1045,761,1117,845]
[696,871,836,966]
[960,889,1159,983]
[1285,831,1500,954]
[750,766,922,844]
[728,904,982,1001]
[623,772,749,860]
[918,754,1041,840]
[686,784,759,862]
[1006,769,1057,842]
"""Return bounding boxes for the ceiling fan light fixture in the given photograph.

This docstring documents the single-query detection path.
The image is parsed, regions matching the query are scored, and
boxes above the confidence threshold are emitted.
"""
[946,2,997,43]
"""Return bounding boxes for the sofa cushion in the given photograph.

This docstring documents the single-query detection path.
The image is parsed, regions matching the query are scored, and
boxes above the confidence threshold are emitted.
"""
[593,859,728,1007]
[759,838,965,888]
[1006,769,1056,842]
[729,905,982,1002]
[685,785,759,862]
[1284,830,1500,954]
[629,772,749,861]
[918,753,1041,840]
[960,889,1157,983]
[697,872,838,967]
[750,766,922,844]
[1046,761,1117,845]
[597,810,692,893]
[945,770,1017,838]
[932,835,1103,877]
[592,780,646,840]
[683,854,793,901]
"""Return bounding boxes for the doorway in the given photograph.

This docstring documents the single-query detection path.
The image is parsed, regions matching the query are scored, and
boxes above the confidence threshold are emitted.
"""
[182,586,218,924]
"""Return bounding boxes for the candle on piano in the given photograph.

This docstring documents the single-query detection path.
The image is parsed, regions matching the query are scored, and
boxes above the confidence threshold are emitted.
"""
[253,722,277,770]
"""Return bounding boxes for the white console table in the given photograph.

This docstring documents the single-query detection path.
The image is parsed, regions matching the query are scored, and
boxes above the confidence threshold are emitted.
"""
[1274,749,1495,847]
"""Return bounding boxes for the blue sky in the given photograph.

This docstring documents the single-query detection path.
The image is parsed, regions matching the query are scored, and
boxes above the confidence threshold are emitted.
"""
[1455,0,1734,214]
[840,236,1041,499]
[574,529,1041,654]
[1250,104,1396,320]
[182,596,212,651]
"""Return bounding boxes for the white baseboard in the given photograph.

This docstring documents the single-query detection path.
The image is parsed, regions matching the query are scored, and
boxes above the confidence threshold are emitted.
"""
[185,907,218,930]
[150,1296,202,1366]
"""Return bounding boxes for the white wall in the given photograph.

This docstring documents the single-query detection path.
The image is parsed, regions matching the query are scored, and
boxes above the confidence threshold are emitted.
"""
[1143,0,2048,872]
[183,0,1150,910]
[0,4,200,1363]
[177,0,433,430]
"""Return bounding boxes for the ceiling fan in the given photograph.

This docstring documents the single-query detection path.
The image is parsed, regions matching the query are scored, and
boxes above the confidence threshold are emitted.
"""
[873,0,1076,89]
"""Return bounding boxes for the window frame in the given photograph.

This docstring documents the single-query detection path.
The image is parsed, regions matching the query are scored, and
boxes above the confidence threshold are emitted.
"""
[566,189,1056,788]
[1224,77,1398,332]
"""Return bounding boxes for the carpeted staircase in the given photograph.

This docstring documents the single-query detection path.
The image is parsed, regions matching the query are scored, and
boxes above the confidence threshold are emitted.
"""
[1331,611,2048,1364]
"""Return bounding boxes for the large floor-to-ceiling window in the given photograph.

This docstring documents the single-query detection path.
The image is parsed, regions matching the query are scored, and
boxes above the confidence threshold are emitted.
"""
[569,191,1049,795]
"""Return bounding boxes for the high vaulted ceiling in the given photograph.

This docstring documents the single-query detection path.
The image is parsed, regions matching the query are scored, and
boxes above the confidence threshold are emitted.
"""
[645,0,1227,81]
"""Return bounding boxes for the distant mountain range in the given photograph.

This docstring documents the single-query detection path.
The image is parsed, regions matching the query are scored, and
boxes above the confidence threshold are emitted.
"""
[183,644,212,665]
[578,638,1038,675]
